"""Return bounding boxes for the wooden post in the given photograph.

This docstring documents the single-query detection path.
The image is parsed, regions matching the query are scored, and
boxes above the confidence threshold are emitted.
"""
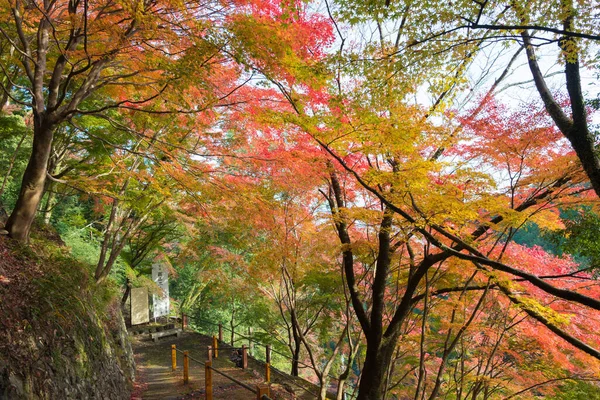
[256,384,270,399]
[207,345,212,362]
[182,314,188,331]
[212,335,218,358]
[171,344,177,371]
[205,361,213,400]
[218,324,223,342]
[266,345,271,364]
[183,351,189,384]
[265,362,271,383]
[242,345,248,369]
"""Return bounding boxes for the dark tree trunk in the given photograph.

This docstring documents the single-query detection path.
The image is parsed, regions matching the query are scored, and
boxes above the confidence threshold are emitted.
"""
[521,29,600,198]
[121,279,131,307]
[291,340,301,376]
[289,314,303,377]
[355,339,395,400]
[230,306,236,346]
[5,119,54,241]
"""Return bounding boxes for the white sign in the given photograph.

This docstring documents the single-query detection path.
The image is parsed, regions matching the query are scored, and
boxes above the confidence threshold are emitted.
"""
[131,287,149,325]
[152,263,170,319]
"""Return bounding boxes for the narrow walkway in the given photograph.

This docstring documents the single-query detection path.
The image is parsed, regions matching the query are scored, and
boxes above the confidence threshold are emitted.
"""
[131,331,264,399]
[132,330,322,399]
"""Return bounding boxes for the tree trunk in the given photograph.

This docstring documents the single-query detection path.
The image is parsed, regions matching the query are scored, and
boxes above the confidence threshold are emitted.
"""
[336,380,346,400]
[521,29,600,198]
[356,339,395,400]
[121,279,131,307]
[41,182,56,225]
[97,240,125,281]
[318,376,328,400]
[96,198,121,280]
[291,332,301,376]
[336,338,360,400]
[230,306,236,346]
[5,120,54,241]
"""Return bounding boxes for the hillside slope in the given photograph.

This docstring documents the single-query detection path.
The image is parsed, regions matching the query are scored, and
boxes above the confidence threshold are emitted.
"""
[0,233,134,399]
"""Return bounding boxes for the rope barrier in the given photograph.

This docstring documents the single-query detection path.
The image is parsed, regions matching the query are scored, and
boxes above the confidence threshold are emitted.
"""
[191,316,359,399]
[170,343,272,399]
[194,317,341,380]
[188,353,206,366]
[174,347,205,365]
[192,319,322,397]
[195,318,312,367]
[207,364,257,393]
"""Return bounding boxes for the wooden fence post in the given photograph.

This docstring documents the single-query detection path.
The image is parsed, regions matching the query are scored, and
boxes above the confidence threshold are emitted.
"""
[265,362,270,383]
[265,345,271,383]
[171,344,177,371]
[207,345,212,362]
[256,383,270,399]
[266,345,271,364]
[242,345,248,369]
[218,324,223,342]
[212,335,218,358]
[183,351,189,384]
[205,361,213,400]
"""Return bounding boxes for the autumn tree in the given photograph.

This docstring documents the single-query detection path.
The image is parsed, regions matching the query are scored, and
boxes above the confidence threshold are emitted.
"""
[0,0,146,239]
[462,0,600,198]
[0,0,332,242]
[330,0,600,197]
[269,39,600,394]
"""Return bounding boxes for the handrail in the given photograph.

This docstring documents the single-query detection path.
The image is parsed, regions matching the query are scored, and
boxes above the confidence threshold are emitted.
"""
[171,343,272,399]
[174,347,203,363]
[191,320,321,398]
[194,320,330,376]
[207,363,256,393]
[195,318,320,372]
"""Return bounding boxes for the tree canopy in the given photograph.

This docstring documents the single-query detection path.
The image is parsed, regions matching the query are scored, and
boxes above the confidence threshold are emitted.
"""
[1,0,600,399]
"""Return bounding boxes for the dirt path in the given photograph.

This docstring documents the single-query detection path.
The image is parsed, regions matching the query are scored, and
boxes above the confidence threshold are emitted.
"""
[131,331,265,399]
[131,331,319,399]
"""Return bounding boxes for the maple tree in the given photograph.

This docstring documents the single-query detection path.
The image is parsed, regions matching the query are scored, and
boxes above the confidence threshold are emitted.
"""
[0,0,164,240]
[158,27,600,395]
[244,188,361,395]
[0,0,331,242]
[2,0,599,398]
[268,32,600,393]
[333,0,600,197]
[461,0,600,198]
[156,87,600,398]
[242,2,600,396]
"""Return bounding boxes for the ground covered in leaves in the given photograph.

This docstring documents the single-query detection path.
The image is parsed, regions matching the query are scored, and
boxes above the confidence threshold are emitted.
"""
[131,331,318,399]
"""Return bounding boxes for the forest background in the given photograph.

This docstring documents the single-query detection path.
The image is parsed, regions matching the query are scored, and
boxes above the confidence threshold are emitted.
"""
[1,0,600,399]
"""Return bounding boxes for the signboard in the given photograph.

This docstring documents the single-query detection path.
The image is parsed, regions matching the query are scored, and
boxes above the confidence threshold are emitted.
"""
[152,263,170,319]
[131,287,149,325]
